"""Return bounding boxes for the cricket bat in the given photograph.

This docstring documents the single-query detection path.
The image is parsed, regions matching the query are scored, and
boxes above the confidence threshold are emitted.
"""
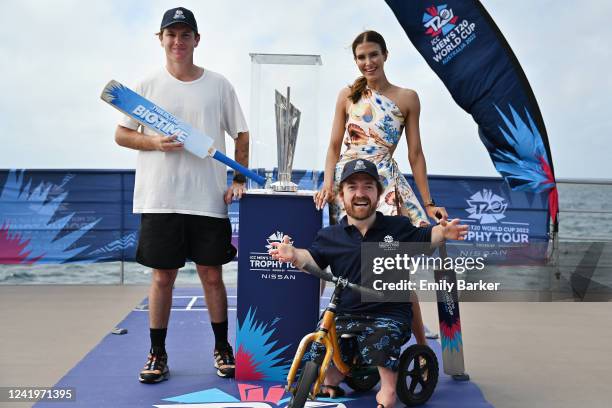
[434,242,469,380]
[101,80,266,186]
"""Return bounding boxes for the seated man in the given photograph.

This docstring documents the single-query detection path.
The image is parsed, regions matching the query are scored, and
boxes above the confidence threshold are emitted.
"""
[269,158,467,408]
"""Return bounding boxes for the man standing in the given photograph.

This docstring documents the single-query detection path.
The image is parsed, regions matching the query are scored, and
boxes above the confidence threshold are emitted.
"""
[115,7,248,382]
[269,159,467,407]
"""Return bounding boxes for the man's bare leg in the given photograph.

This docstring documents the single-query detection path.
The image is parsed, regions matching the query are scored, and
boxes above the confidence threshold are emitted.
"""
[149,268,179,328]
[197,264,235,378]
[320,365,345,397]
[139,268,178,383]
[377,366,398,407]
[196,264,227,323]
[411,295,427,345]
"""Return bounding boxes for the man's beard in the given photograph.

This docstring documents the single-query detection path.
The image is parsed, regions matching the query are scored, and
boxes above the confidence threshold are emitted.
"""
[345,197,377,220]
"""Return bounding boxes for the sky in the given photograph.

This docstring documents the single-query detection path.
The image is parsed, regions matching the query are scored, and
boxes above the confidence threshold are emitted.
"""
[0,0,610,180]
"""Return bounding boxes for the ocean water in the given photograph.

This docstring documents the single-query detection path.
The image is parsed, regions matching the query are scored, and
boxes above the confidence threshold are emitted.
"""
[1,181,611,287]
[556,182,612,241]
[0,261,237,286]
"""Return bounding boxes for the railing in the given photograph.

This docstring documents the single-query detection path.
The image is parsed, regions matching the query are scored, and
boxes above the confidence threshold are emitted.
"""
[2,170,610,285]
[556,179,612,242]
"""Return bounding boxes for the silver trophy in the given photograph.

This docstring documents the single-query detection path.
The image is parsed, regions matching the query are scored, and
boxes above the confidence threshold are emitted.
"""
[271,87,301,192]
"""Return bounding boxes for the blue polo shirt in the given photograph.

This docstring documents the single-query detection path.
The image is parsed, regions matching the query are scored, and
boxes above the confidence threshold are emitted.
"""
[308,212,432,324]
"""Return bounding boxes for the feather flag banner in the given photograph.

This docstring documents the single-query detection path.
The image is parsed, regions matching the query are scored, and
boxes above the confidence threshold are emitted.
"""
[385,0,558,224]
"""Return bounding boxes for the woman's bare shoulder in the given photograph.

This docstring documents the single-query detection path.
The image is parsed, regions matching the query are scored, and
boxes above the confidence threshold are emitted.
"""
[388,86,419,117]
[397,87,420,112]
[338,86,352,98]
[336,86,353,112]
[397,86,419,101]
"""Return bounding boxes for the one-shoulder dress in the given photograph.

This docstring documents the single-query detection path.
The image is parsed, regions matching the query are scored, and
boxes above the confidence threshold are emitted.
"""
[331,88,429,226]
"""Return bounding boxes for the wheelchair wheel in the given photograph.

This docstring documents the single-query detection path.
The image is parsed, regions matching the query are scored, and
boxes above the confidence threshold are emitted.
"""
[345,368,380,392]
[396,344,439,406]
[288,361,320,408]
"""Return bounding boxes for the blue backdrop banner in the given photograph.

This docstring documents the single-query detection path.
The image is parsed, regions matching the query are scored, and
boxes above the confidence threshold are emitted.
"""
[0,169,549,264]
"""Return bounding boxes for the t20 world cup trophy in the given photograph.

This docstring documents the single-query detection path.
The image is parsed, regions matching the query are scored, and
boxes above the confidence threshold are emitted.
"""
[271,87,301,192]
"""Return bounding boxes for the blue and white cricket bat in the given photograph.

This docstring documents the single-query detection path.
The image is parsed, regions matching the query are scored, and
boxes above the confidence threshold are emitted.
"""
[101,80,266,186]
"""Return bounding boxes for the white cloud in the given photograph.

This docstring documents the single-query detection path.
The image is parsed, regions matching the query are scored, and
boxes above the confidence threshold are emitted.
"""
[0,0,609,180]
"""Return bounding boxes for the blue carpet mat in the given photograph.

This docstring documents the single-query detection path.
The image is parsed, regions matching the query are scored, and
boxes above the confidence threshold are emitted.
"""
[36,287,493,407]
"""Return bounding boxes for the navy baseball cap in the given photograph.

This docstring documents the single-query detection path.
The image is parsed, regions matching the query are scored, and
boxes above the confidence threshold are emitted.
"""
[160,7,198,34]
[340,159,383,190]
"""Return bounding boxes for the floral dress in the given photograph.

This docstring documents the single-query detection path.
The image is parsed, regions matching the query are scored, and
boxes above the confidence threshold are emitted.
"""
[331,88,428,226]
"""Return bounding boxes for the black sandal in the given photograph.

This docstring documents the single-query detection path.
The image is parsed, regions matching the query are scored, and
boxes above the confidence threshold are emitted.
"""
[317,384,346,398]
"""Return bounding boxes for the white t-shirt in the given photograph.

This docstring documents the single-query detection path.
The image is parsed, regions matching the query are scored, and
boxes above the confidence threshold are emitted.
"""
[119,68,248,218]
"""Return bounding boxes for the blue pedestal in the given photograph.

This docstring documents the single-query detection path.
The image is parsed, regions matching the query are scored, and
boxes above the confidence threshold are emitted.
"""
[235,191,321,381]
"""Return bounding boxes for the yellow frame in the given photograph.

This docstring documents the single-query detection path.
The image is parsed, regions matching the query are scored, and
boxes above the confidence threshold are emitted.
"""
[285,308,351,399]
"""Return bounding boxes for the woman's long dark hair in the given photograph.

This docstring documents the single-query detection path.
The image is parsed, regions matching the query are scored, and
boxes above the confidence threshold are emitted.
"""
[348,31,388,103]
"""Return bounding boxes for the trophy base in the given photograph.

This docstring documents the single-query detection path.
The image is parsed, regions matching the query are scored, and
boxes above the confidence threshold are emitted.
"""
[270,181,298,192]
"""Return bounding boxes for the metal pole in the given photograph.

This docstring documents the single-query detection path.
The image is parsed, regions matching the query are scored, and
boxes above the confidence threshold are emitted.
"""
[120,261,125,285]
[285,86,291,183]
[120,171,125,285]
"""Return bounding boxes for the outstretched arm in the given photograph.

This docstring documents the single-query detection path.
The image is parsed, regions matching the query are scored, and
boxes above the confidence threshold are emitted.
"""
[268,236,324,275]
[431,219,469,243]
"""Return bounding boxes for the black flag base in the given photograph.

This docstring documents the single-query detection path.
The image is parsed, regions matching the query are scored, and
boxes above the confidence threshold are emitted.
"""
[452,373,471,382]
[426,331,440,340]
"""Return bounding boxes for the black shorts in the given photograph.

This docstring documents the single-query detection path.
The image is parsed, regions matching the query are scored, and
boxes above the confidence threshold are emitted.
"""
[136,213,237,269]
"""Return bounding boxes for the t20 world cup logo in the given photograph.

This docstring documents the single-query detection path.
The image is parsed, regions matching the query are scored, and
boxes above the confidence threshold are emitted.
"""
[465,189,508,224]
[265,231,293,251]
[423,5,459,37]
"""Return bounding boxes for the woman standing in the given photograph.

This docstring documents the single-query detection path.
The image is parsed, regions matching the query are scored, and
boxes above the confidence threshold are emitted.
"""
[314,30,447,348]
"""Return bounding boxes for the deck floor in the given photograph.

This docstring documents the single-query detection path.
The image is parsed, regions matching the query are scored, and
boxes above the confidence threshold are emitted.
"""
[0,285,610,407]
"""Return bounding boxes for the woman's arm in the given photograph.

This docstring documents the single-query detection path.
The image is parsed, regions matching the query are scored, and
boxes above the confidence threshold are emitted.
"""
[403,90,448,222]
[314,87,351,210]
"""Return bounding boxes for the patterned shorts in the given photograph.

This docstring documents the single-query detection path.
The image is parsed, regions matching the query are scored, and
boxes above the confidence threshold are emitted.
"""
[306,315,411,371]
